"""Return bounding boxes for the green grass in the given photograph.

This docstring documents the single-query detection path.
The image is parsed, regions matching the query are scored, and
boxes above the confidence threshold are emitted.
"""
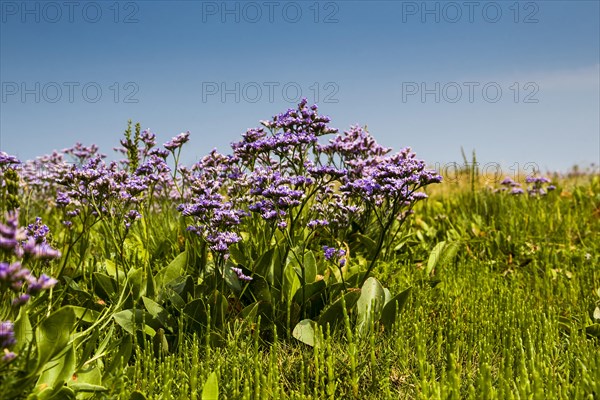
[85,174,599,399]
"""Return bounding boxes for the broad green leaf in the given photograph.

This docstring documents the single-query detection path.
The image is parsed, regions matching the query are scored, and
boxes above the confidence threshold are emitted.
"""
[142,296,174,330]
[36,345,76,396]
[228,244,248,266]
[318,290,361,330]
[356,277,386,335]
[246,274,272,303]
[145,262,156,299]
[67,306,101,324]
[127,268,145,300]
[426,241,446,276]
[36,307,76,371]
[355,233,377,257]
[255,248,276,284]
[283,262,301,302]
[92,273,118,302]
[302,251,317,284]
[380,287,412,332]
[67,382,108,393]
[68,359,105,392]
[293,319,318,347]
[128,391,148,400]
[293,280,326,306]
[113,310,156,336]
[183,299,208,330]
[202,371,219,400]
[14,307,32,352]
[223,261,242,292]
[156,251,187,287]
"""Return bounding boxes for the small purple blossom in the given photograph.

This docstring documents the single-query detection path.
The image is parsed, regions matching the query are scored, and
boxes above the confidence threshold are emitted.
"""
[26,274,58,296]
[0,321,16,349]
[0,152,21,166]
[164,132,190,151]
[231,266,253,282]
[323,246,346,265]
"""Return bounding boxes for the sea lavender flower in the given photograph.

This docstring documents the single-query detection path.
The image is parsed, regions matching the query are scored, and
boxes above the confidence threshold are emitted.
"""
[231,266,252,282]
[525,175,554,196]
[26,274,58,296]
[0,152,20,166]
[0,321,16,349]
[323,246,347,267]
[307,219,329,229]
[500,177,521,188]
[0,262,30,291]
[164,132,190,151]
[1,321,17,363]
[3,349,16,362]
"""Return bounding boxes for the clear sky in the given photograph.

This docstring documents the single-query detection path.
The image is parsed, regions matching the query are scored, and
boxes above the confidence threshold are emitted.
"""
[1,0,599,174]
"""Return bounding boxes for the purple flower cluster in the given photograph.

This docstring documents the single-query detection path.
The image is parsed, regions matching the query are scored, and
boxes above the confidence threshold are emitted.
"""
[526,176,556,196]
[1,212,60,260]
[164,131,190,151]
[0,212,59,362]
[498,176,555,196]
[0,321,16,362]
[179,100,441,266]
[0,152,20,167]
[323,246,346,267]
[499,177,525,195]
[55,148,174,228]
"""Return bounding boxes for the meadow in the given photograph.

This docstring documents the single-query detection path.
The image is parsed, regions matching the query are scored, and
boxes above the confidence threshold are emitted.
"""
[1,101,599,399]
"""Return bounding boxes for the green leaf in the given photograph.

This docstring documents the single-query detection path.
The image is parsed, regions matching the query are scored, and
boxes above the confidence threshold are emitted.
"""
[292,319,318,347]
[113,310,156,336]
[67,306,101,324]
[36,345,76,396]
[92,273,118,302]
[36,307,76,371]
[355,233,377,257]
[283,262,301,302]
[145,262,156,299]
[228,244,248,266]
[246,274,272,303]
[68,359,105,392]
[14,307,32,352]
[68,382,108,393]
[183,299,208,331]
[356,277,386,335]
[380,287,411,332]
[303,250,317,284]
[156,251,187,287]
[127,268,145,300]
[254,248,275,283]
[318,290,361,330]
[128,391,148,400]
[202,371,219,400]
[142,296,174,330]
[426,241,446,276]
[293,280,326,306]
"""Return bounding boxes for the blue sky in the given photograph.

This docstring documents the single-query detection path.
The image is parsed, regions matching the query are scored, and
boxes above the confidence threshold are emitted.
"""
[1,0,599,173]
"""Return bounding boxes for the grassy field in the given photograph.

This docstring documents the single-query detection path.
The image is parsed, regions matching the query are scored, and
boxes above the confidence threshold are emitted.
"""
[5,168,598,399]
